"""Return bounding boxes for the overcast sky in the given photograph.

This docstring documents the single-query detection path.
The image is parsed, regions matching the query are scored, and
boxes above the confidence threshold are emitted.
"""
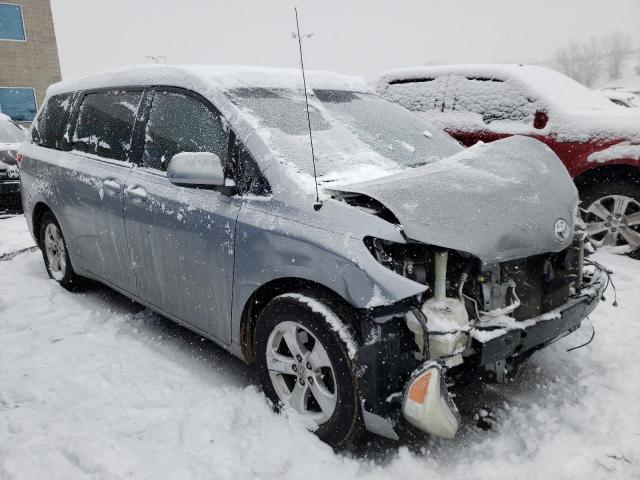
[50,0,640,81]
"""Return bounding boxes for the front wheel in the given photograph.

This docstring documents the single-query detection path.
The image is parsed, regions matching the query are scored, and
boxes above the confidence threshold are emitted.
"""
[254,294,363,447]
[581,181,640,259]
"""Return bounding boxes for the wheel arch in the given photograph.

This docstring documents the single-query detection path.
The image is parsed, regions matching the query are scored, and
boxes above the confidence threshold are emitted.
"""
[31,202,55,248]
[239,277,361,364]
[574,164,640,193]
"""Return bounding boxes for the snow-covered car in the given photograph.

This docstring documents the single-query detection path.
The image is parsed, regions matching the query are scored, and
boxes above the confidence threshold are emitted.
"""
[599,89,639,108]
[19,65,606,446]
[0,113,25,204]
[377,65,640,257]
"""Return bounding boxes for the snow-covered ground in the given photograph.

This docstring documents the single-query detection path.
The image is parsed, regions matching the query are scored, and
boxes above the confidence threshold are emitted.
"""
[1,214,639,479]
[0,215,34,257]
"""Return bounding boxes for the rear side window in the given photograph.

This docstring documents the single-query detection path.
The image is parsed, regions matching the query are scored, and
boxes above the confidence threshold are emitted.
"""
[31,93,74,149]
[142,90,230,171]
[72,90,142,161]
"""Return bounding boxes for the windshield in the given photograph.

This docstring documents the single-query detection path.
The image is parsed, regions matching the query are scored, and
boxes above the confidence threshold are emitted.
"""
[0,122,26,143]
[225,88,462,183]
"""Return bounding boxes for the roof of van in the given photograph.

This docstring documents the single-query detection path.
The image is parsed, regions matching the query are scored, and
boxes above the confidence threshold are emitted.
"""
[47,65,372,97]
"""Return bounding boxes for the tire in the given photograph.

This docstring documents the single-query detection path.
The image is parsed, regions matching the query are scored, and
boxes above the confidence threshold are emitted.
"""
[254,293,363,447]
[580,181,640,259]
[38,211,84,290]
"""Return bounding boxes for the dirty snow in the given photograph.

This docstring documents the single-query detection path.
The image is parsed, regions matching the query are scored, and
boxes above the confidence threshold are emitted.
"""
[1,215,639,479]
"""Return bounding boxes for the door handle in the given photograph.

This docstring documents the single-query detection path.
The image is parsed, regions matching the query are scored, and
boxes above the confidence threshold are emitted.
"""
[125,185,148,202]
[103,179,121,196]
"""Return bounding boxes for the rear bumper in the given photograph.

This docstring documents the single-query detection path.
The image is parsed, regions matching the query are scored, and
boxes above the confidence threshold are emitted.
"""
[469,267,606,366]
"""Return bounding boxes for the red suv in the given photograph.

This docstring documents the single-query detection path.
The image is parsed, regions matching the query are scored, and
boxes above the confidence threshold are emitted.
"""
[377,64,640,256]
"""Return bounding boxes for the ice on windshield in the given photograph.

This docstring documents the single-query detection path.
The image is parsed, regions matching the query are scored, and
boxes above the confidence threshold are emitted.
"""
[225,88,462,183]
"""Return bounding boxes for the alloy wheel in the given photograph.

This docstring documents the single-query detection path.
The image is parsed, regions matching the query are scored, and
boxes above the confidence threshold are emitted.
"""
[585,194,640,252]
[44,223,67,281]
[266,320,337,424]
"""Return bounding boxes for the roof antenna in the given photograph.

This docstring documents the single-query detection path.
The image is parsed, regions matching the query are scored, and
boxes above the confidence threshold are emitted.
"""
[294,7,322,211]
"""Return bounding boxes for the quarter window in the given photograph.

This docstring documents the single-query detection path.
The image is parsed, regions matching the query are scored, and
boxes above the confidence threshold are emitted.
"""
[32,93,74,149]
[0,3,26,41]
[72,90,142,161]
[0,87,37,121]
[142,90,230,171]
[232,139,271,196]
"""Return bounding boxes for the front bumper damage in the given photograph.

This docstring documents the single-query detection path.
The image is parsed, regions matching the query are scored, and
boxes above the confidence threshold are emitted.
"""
[355,263,607,440]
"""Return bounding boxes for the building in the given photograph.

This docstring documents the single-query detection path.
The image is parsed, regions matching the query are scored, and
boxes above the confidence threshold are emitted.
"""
[0,0,61,123]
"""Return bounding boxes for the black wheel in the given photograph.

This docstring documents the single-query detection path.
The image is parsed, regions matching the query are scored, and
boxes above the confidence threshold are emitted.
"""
[254,294,363,447]
[38,211,84,290]
[581,181,640,259]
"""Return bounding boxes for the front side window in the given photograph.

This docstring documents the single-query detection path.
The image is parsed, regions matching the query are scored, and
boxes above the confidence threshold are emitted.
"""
[142,90,230,171]
[32,93,74,149]
[0,87,37,121]
[72,90,142,161]
[0,3,25,41]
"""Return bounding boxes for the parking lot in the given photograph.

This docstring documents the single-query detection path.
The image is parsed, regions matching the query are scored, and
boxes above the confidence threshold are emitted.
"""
[1,212,638,479]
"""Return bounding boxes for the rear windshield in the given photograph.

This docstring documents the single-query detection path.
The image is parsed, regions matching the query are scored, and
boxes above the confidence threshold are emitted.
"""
[225,88,462,182]
[0,121,25,143]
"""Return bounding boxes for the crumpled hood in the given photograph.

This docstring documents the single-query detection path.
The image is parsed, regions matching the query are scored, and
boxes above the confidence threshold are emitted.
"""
[331,136,578,263]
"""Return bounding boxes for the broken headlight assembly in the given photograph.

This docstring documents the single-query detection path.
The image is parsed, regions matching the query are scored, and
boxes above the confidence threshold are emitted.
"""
[363,236,432,285]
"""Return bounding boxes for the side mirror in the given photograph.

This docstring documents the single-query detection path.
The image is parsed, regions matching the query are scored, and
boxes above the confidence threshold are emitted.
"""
[533,110,549,130]
[167,152,225,188]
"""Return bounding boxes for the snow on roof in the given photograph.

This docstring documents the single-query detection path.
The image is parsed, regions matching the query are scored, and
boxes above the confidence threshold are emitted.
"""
[0,113,12,123]
[379,64,616,112]
[47,65,372,97]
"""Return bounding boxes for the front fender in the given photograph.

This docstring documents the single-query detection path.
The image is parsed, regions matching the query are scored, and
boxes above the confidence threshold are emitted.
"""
[230,202,427,350]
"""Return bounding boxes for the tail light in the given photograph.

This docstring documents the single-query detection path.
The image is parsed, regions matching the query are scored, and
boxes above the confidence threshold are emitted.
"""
[15,152,23,168]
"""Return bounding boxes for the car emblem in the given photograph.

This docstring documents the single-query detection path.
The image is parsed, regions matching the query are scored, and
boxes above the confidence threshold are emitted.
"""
[554,218,570,242]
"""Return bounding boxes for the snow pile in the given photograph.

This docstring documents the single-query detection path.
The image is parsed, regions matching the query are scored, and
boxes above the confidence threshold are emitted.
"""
[0,215,639,479]
[588,141,640,163]
[0,215,35,256]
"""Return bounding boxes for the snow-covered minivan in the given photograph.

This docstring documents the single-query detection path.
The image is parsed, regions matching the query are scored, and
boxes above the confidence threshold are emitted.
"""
[377,65,640,257]
[20,65,606,446]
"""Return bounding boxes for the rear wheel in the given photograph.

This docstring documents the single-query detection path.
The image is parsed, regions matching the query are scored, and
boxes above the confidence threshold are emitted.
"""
[39,211,84,289]
[581,181,640,259]
[254,294,362,447]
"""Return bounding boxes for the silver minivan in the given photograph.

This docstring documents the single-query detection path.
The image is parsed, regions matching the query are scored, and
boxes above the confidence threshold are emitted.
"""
[19,65,606,446]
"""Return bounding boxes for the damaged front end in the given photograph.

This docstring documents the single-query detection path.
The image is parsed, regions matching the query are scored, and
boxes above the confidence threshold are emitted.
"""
[331,137,608,440]
[355,235,606,440]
